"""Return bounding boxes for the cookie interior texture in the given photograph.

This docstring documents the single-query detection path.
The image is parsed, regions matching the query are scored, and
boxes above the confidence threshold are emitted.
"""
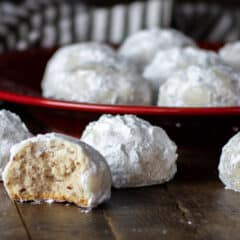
[3,135,111,208]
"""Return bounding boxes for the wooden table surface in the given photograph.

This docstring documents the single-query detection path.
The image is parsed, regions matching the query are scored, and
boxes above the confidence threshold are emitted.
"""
[1,103,240,240]
[1,143,240,240]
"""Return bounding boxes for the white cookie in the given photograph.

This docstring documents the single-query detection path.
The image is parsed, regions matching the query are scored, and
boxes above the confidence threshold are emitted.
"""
[0,110,32,180]
[219,132,240,192]
[3,133,111,209]
[219,42,240,70]
[81,114,178,188]
[119,28,195,72]
[158,65,238,107]
[43,42,134,73]
[144,47,228,94]
[42,42,152,105]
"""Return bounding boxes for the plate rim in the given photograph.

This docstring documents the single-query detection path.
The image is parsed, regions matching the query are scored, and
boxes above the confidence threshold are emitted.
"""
[1,91,240,116]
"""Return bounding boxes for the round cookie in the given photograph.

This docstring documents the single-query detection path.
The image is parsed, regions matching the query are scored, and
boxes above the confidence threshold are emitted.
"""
[144,47,229,95]
[81,114,178,188]
[157,65,238,107]
[42,43,152,105]
[219,131,240,192]
[0,110,32,180]
[3,133,112,209]
[219,42,240,70]
[119,28,195,72]
[43,42,135,73]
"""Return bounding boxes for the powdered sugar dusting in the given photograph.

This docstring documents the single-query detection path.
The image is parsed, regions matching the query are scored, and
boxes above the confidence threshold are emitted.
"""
[42,42,152,105]
[219,41,240,70]
[119,28,195,72]
[158,65,238,107]
[3,133,111,209]
[81,114,178,188]
[0,110,32,180]
[144,47,230,93]
[219,131,240,192]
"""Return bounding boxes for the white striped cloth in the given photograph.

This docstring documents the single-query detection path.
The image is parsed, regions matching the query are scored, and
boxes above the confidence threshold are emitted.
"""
[173,1,240,43]
[0,0,173,51]
[1,0,239,52]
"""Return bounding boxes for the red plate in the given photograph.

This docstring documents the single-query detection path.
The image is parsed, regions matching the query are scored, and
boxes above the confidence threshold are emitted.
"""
[0,43,239,116]
[0,43,239,145]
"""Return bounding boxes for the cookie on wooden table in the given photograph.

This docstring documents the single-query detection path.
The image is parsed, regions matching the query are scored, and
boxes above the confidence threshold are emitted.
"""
[3,133,112,209]
[81,114,178,188]
[219,132,240,192]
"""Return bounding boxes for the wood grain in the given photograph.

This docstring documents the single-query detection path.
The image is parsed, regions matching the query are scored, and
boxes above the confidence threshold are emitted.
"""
[167,147,240,240]
[0,183,29,240]
[2,145,240,240]
[2,102,240,239]
[103,186,200,240]
[16,202,115,240]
